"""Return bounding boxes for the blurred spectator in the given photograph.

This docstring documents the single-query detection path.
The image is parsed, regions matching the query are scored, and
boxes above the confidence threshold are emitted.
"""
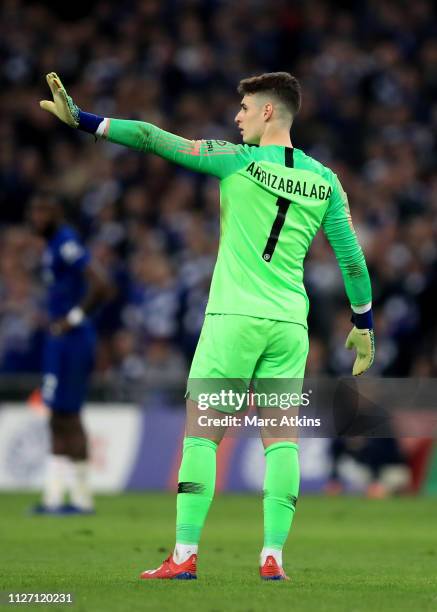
[0,228,44,372]
[325,437,411,498]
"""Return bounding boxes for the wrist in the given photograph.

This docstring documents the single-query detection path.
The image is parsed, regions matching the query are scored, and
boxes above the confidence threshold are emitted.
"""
[66,307,85,327]
[77,110,104,134]
[351,309,373,330]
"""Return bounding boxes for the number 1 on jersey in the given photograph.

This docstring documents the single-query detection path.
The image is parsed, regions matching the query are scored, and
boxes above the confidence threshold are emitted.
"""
[262,196,291,262]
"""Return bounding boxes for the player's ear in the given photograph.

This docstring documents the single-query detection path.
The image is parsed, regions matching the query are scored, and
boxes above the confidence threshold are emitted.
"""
[263,102,273,122]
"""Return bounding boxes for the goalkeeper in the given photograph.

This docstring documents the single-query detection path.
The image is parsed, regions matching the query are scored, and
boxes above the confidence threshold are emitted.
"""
[40,71,374,581]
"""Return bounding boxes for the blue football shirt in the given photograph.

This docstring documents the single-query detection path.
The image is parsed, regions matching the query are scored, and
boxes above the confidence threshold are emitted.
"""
[42,225,90,320]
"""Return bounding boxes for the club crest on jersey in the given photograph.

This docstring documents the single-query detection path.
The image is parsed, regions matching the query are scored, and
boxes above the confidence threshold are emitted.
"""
[245,161,332,200]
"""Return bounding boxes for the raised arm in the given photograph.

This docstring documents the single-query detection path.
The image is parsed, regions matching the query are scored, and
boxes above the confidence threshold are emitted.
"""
[105,119,250,179]
[322,175,375,375]
[39,72,249,180]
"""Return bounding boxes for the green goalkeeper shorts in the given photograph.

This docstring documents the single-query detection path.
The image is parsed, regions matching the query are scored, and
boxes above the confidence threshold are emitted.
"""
[186,313,309,414]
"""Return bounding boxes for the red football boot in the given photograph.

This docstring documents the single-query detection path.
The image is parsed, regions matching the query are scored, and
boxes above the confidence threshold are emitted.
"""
[139,553,197,580]
[260,555,290,581]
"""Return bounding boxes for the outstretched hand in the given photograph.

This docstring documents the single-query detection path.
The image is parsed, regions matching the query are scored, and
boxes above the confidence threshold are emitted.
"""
[39,72,80,128]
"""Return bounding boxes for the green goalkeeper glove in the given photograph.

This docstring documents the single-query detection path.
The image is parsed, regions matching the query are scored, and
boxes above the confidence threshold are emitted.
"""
[345,326,375,376]
[39,72,80,128]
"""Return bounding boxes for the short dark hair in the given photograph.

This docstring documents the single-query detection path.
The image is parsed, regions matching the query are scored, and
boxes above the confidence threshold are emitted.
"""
[237,72,301,117]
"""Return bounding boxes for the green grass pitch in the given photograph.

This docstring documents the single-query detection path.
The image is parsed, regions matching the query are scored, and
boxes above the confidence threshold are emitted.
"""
[0,493,436,612]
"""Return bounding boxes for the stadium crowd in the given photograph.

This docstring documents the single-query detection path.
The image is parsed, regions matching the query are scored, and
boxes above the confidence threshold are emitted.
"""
[1,0,437,389]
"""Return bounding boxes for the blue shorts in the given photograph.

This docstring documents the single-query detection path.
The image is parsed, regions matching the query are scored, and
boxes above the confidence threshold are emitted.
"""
[42,324,96,413]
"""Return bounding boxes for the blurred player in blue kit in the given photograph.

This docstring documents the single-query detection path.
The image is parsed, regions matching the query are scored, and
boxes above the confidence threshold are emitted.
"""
[29,192,112,514]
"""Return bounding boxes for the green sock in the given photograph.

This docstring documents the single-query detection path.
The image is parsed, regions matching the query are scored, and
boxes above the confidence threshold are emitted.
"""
[176,436,217,545]
[263,441,300,550]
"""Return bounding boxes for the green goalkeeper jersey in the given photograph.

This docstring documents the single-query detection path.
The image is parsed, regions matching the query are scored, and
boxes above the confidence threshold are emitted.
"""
[104,120,371,328]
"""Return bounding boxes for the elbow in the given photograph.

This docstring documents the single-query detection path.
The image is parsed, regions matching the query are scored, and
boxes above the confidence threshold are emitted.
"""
[341,251,368,279]
[344,262,366,278]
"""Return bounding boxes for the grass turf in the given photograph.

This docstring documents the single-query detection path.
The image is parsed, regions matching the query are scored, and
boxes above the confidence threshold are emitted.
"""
[0,493,436,612]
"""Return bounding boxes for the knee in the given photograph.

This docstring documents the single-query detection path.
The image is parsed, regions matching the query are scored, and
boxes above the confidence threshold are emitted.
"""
[49,413,87,459]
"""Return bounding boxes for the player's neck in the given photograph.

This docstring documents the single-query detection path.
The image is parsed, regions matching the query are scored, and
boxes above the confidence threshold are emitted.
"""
[259,127,292,148]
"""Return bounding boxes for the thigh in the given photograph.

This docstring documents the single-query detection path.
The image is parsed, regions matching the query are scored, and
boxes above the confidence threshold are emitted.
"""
[42,333,63,409]
[253,322,309,447]
[188,314,266,378]
[187,314,266,414]
[253,321,308,405]
[44,327,96,413]
[254,321,309,381]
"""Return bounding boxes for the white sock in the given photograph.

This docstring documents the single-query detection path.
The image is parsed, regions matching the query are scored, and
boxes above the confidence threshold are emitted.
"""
[261,547,283,566]
[174,543,198,564]
[42,454,68,509]
[66,460,94,510]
